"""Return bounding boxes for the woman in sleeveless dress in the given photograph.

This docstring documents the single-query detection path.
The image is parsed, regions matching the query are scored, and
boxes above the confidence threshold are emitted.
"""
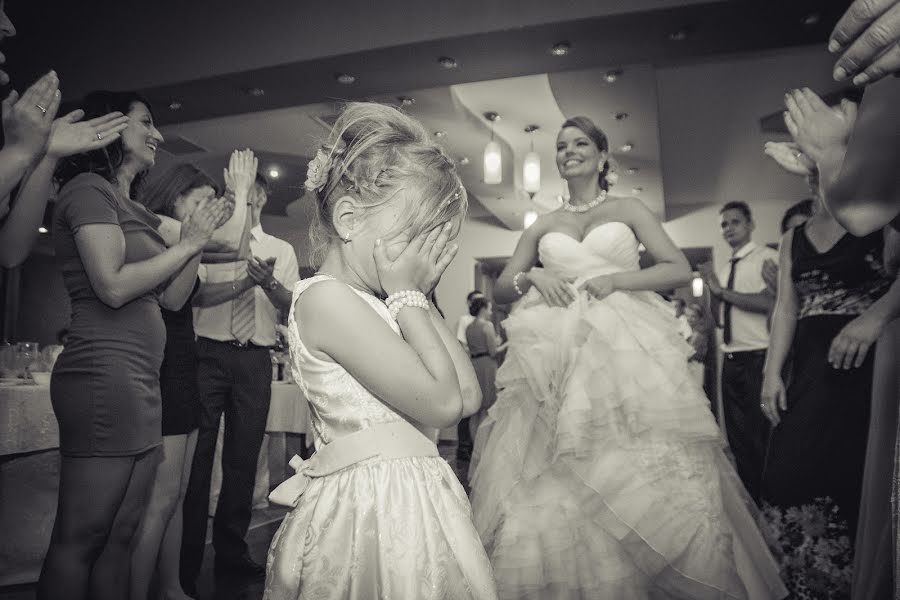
[465,297,508,445]
[263,103,496,599]
[469,116,787,599]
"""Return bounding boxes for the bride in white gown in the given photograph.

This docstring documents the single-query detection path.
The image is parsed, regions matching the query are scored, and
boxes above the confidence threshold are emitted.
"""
[468,116,788,599]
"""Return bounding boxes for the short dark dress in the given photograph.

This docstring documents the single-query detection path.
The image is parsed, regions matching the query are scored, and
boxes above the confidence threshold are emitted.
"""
[762,224,893,536]
[51,173,167,456]
[160,279,200,436]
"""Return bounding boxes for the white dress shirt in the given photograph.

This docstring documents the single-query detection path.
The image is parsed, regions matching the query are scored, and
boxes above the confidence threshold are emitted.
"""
[717,241,777,353]
[194,224,300,347]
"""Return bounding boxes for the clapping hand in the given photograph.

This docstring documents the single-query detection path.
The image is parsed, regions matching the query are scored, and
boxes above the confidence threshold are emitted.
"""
[2,71,60,160]
[180,196,231,251]
[830,0,900,85]
[761,258,779,295]
[697,262,721,296]
[763,141,816,177]
[784,88,857,165]
[247,256,277,287]
[373,223,458,297]
[224,149,257,200]
[47,110,130,158]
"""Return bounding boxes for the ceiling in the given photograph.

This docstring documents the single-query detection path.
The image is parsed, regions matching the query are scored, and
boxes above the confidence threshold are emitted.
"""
[7,0,851,229]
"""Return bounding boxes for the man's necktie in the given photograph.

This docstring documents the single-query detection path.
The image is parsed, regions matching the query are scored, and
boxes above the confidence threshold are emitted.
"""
[231,274,256,344]
[723,256,741,345]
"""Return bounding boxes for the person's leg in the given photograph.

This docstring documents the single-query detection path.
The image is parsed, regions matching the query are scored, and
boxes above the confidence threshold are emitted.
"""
[180,341,230,589]
[90,447,160,600]
[36,455,138,600]
[212,347,271,567]
[130,435,188,600]
[722,356,759,501]
[158,429,198,600]
[743,353,770,500]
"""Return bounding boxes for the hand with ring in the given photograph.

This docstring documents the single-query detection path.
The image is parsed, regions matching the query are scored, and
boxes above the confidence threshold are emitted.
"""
[1,70,61,160]
[47,110,130,159]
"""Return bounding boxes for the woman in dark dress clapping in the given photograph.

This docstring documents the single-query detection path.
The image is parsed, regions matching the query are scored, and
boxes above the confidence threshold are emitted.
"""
[38,91,229,600]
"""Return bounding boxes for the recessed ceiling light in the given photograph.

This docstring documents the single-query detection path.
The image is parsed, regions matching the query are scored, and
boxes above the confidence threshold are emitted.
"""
[434,130,447,138]
[335,73,356,85]
[484,111,501,123]
[398,95,415,106]
[496,196,504,201]
[802,13,820,26]
[603,69,623,83]
[626,167,638,175]
[618,142,634,153]
[437,56,458,69]
[168,101,182,111]
[550,41,571,56]
[631,187,643,194]
[38,226,48,234]
[268,167,280,179]
[614,112,629,121]
[244,87,265,97]
[458,156,470,166]
[668,28,690,42]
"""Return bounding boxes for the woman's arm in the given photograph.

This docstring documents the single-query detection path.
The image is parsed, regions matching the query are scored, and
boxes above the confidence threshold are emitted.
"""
[763,229,799,379]
[159,252,202,311]
[494,219,544,304]
[609,198,692,292]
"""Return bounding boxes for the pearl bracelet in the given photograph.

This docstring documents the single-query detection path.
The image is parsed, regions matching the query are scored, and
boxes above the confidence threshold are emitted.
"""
[385,290,430,320]
[513,271,527,296]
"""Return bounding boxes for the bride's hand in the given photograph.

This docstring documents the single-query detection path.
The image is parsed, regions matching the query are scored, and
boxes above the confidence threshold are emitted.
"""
[581,275,617,301]
[528,268,576,307]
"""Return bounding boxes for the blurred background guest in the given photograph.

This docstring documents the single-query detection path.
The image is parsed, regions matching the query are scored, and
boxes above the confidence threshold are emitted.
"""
[454,289,483,461]
[464,297,507,453]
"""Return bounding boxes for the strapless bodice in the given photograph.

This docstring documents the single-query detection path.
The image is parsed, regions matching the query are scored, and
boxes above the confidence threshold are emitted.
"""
[538,221,640,283]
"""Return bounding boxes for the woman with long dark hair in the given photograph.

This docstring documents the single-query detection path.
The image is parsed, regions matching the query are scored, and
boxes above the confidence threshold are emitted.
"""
[37,91,229,600]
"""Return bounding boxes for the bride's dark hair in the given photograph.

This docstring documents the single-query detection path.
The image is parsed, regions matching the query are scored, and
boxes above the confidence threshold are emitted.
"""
[560,116,611,192]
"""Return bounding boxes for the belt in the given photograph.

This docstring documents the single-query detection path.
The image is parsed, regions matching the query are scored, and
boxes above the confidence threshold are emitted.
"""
[470,352,490,359]
[724,349,766,360]
[198,336,273,350]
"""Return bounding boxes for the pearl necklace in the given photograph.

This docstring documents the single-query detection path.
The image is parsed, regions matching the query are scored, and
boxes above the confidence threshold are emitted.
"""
[562,190,607,213]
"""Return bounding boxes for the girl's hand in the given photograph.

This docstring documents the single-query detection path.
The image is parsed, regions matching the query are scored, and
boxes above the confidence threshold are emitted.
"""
[47,110,129,159]
[760,373,787,426]
[181,197,230,251]
[528,268,576,307]
[828,312,883,369]
[763,141,817,176]
[224,149,258,198]
[582,274,617,301]
[784,88,857,164]
[374,223,457,296]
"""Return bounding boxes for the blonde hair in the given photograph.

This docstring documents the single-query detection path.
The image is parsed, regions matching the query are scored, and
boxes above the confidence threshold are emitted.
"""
[307,102,467,267]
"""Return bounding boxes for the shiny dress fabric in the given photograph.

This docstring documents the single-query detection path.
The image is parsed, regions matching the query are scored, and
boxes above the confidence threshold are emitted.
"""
[469,222,788,600]
[264,276,497,600]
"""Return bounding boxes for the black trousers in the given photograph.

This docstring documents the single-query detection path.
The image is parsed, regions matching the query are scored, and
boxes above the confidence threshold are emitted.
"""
[181,338,272,584]
[721,349,769,503]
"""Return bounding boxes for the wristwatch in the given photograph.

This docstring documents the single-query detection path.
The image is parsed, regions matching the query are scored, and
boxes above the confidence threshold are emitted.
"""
[265,278,279,292]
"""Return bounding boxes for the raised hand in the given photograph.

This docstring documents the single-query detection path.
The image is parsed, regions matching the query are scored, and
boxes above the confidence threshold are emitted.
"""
[247,256,276,286]
[1,71,61,159]
[784,88,857,164]
[181,196,231,250]
[528,268,576,307]
[47,110,130,158]
[763,141,816,177]
[373,223,458,296]
[830,0,900,85]
[224,148,258,199]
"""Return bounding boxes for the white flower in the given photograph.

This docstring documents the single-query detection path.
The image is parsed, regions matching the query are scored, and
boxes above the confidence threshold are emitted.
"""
[304,148,333,192]
[604,170,619,187]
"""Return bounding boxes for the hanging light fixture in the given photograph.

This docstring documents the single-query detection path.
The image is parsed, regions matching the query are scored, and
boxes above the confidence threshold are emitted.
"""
[524,210,538,229]
[523,124,540,196]
[483,112,502,185]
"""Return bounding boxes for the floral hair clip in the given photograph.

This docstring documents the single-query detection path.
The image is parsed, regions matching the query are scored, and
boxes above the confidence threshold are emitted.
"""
[304,140,347,193]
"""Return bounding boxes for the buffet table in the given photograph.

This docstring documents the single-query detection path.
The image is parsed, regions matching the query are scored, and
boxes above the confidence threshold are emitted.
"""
[0,380,310,586]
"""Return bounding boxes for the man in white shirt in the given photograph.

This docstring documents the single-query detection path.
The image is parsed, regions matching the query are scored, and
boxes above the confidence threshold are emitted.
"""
[454,290,483,461]
[700,201,776,503]
[181,174,299,587]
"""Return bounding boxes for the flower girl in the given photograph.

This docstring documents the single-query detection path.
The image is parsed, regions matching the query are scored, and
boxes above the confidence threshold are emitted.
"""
[263,102,497,599]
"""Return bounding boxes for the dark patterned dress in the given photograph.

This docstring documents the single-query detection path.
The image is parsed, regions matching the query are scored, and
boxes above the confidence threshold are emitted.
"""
[762,224,893,537]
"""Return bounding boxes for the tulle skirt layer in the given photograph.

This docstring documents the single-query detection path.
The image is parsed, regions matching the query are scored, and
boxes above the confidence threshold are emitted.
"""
[469,289,787,600]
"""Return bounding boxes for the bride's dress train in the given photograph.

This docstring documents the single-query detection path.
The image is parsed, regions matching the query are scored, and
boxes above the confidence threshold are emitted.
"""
[469,222,787,599]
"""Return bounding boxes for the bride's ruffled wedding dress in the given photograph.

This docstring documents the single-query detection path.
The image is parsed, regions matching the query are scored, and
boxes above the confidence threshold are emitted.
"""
[469,222,788,599]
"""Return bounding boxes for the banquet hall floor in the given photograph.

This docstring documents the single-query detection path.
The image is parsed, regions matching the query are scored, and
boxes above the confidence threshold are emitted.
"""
[0,441,470,600]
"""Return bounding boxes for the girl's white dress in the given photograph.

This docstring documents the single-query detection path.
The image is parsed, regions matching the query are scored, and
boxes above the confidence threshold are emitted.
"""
[469,223,788,600]
[264,275,497,599]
